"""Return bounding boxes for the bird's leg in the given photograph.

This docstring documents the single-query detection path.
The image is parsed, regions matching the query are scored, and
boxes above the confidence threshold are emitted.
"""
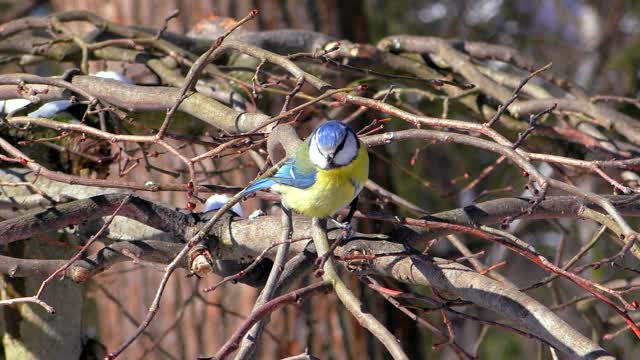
[328,217,353,236]
[343,196,359,224]
[316,197,360,270]
[330,196,359,238]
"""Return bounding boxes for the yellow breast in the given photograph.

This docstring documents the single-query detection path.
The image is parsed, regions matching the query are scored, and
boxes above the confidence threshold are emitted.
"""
[274,144,369,218]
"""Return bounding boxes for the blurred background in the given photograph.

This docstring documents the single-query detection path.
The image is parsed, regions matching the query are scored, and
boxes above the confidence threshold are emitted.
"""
[4,0,638,93]
[2,0,640,359]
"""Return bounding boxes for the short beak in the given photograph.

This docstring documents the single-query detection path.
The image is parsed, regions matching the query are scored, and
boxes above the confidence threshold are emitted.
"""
[325,154,334,165]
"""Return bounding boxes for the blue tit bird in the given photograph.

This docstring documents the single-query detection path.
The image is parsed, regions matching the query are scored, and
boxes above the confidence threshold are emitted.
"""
[241,120,369,218]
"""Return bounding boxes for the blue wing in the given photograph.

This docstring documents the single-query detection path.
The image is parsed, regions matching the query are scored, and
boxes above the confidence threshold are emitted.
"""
[242,177,276,195]
[241,156,317,196]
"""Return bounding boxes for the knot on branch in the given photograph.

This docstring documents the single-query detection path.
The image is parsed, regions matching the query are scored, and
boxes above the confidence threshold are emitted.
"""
[344,248,373,272]
[189,246,214,277]
[68,266,91,282]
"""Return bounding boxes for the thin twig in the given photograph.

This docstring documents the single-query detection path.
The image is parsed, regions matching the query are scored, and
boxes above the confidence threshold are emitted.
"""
[233,207,294,359]
[311,218,409,360]
[0,194,131,313]
[485,63,552,127]
[202,281,331,360]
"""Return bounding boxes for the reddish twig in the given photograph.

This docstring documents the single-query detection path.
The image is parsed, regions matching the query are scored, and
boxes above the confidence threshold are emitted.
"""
[200,281,331,360]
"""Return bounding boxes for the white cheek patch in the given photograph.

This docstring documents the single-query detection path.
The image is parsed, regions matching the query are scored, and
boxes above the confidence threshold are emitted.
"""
[333,133,357,167]
[309,137,329,169]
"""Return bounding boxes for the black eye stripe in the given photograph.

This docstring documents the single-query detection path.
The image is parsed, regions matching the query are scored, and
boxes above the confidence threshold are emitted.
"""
[335,132,348,153]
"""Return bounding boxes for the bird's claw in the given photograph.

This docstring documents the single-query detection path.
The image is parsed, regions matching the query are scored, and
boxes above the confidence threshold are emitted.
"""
[329,218,354,239]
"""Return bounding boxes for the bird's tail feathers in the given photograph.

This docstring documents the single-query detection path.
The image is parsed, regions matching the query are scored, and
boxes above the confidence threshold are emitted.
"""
[241,178,275,196]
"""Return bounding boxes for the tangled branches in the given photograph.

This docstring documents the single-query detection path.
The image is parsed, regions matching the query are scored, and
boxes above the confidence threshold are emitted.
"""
[1,8,640,360]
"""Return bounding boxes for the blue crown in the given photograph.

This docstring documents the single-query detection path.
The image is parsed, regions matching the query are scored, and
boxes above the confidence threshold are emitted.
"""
[315,121,349,149]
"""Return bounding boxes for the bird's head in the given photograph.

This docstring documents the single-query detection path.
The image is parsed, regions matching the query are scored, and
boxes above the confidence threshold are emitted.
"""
[308,120,359,169]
